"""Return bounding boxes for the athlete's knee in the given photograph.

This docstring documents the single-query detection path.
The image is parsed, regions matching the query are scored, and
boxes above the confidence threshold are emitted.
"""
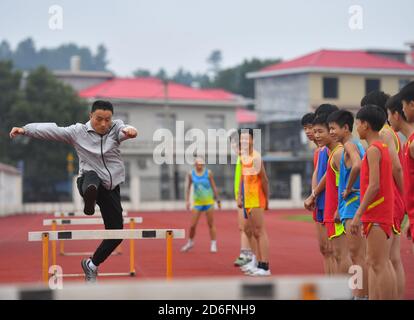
[252,226,262,239]
[390,253,402,267]
[243,225,253,238]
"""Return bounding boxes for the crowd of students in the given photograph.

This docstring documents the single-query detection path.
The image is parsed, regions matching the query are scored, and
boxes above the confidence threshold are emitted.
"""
[301,81,414,300]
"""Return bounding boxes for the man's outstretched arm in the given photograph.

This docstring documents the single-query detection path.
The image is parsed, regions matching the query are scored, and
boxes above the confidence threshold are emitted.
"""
[10,123,77,144]
[118,125,138,142]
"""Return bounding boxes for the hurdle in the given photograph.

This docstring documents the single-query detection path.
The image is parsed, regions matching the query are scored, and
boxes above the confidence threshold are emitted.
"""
[52,210,128,256]
[43,217,143,265]
[28,229,185,284]
[54,211,129,217]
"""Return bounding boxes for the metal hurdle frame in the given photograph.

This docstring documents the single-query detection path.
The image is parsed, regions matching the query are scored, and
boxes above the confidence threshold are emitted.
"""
[28,229,185,284]
[43,217,143,266]
[52,211,129,256]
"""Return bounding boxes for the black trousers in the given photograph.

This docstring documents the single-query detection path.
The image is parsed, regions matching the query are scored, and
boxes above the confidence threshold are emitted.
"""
[76,171,123,266]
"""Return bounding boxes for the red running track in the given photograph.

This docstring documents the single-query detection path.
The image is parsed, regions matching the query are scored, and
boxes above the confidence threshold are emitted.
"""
[0,209,412,299]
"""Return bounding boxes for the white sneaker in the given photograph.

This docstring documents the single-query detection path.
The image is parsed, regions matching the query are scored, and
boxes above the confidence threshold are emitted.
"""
[240,260,256,272]
[244,266,260,275]
[181,241,194,252]
[249,268,271,277]
[210,242,217,253]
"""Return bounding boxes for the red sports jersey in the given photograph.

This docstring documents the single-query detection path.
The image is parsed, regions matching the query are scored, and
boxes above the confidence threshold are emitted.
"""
[404,132,414,221]
[323,144,343,223]
[388,127,406,230]
[360,141,394,225]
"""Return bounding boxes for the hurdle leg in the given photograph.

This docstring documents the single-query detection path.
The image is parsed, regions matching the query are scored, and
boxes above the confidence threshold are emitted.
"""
[129,219,136,276]
[59,213,65,255]
[42,233,49,285]
[166,230,173,280]
[51,221,57,266]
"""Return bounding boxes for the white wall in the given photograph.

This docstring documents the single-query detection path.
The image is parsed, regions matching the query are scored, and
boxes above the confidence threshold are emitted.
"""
[0,170,22,216]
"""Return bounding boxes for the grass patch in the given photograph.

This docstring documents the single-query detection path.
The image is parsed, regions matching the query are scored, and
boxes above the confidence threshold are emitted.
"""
[282,214,313,223]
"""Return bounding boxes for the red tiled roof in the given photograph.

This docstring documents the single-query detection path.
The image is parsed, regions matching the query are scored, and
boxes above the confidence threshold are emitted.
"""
[261,49,414,72]
[79,77,238,102]
[236,108,257,124]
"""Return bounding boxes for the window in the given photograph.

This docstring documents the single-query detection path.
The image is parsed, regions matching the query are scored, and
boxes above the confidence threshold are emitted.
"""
[206,115,225,129]
[365,79,381,95]
[156,113,176,133]
[323,77,338,99]
[115,112,129,124]
[399,79,410,90]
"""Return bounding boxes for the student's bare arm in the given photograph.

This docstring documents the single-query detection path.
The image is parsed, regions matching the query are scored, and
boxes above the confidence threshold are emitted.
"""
[259,160,270,209]
[380,130,403,194]
[185,173,192,209]
[410,141,414,159]
[209,170,221,208]
[343,142,362,197]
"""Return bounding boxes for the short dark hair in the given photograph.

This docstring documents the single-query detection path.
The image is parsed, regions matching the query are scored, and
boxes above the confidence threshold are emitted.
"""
[301,112,315,126]
[239,128,254,138]
[312,113,329,129]
[91,100,114,113]
[356,104,387,131]
[360,90,390,113]
[399,80,414,104]
[327,109,354,131]
[386,94,406,121]
[315,104,339,117]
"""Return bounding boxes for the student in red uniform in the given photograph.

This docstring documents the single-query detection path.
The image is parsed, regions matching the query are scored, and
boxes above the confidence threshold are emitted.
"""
[313,113,351,275]
[385,94,411,297]
[351,105,397,300]
[361,91,403,298]
[400,81,414,255]
[304,104,339,275]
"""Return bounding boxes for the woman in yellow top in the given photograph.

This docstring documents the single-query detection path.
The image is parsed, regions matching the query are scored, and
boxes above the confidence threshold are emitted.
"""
[237,129,271,276]
[181,156,221,253]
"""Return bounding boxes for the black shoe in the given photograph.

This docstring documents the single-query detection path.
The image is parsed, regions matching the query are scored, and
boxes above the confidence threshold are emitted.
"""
[83,184,97,215]
[81,258,98,283]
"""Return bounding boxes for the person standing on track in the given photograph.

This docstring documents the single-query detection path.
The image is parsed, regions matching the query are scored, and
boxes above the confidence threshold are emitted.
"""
[181,156,221,253]
[9,100,138,283]
[230,130,256,267]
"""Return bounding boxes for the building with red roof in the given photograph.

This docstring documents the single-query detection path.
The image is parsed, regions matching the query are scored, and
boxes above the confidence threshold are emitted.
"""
[248,49,414,123]
[79,77,250,202]
[246,48,414,199]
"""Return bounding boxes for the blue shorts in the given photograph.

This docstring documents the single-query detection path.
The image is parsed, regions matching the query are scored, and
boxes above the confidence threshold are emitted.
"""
[193,204,213,212]
[315,209,324,223]
[339,193,360,224]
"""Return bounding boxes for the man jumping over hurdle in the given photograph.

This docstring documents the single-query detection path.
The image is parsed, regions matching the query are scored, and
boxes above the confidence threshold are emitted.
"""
[9,100,138,283]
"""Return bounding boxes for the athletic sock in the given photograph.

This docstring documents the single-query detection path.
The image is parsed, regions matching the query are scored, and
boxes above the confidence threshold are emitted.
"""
[257,262,269,271]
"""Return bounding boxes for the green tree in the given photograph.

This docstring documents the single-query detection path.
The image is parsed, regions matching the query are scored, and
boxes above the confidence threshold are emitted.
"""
[212,58,281,98]
[206,50,222,78]
[0,61,22,164]
[132,69,152,77]
[6,66,88,202]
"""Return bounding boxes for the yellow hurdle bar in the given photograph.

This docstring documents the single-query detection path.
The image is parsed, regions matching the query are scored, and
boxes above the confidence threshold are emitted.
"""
[42,233,49,285]
[129,219,136,276]
[166,230,173,279]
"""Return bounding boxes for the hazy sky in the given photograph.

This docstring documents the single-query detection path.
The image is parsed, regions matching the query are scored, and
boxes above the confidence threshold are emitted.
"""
[1,0,413,76]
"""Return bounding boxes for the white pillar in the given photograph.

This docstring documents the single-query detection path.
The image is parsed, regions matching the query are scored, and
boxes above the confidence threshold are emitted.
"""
[291,174,302,207]
[130,176,140,211]
[72,176,82,211]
